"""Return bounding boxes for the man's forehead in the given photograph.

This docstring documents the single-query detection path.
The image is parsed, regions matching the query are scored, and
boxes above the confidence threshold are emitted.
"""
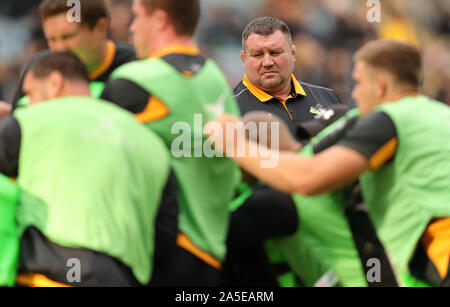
[43,13,82,35]
[132,0,147,13]
[353,61,367,77]
[246,31,290,49]
[132,0,140,11]
[355,61,380,77]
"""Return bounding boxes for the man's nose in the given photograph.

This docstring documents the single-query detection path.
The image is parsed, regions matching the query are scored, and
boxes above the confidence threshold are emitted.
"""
[262,54,274,67]
[351,87,356,100]
[50,40,67,52]
[130,20,136,34]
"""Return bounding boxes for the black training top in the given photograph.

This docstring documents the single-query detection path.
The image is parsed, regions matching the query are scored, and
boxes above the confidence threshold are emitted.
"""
[233,75,342,140]
[337,112,398,170]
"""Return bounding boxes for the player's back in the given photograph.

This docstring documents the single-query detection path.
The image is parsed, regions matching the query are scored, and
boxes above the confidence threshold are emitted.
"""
[15,95,170,284]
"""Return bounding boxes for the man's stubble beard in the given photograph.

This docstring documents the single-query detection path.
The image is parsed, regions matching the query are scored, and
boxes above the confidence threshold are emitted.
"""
[260,74,285,92]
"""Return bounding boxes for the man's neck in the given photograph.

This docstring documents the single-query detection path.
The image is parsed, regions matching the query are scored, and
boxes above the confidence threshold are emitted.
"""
[60,84,92,98]
[85,39,110,74]
[381,88,420,104]
[267,79,293,100]
[150,34,196,57]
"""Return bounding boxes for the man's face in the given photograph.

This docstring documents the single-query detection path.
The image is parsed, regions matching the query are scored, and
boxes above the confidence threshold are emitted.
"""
[130,0,157,59]
[351,61,382,116]
[22,73,51,106]
[241,31,296,93]
[42,13,104,66]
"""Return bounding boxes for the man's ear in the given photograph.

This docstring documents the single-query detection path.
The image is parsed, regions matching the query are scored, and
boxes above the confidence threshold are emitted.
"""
[94,17,109,36]
[291,44,297,62]
[47,71,65,99]
[153,8,170,31]
[375,75,387,99]
[240,49,245,64]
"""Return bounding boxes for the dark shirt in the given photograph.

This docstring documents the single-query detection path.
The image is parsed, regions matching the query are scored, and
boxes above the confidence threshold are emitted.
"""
[234,75,342,141]
[0,116,20,177]
[222,185,298,287]
[338,111,397,170]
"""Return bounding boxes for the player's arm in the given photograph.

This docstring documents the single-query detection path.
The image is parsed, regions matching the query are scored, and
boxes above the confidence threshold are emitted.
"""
[212,112,397,195]
[233,144,369,195]
[101,78,170,122]
[100,78,150,114]
[336,112,398,171]
[0,116,21,178]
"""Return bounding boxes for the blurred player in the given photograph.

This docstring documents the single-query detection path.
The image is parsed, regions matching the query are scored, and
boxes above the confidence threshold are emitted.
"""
[11,0,136,109]
[212,40,450,286]
[102,0,241,286]
[222,108,394,287]
[0,52,170,286]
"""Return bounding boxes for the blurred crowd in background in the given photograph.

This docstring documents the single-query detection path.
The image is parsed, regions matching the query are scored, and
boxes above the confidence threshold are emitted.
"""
[0,0,449,106]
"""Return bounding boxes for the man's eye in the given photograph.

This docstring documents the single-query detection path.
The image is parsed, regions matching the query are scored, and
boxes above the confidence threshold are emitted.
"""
[62,32,77,40]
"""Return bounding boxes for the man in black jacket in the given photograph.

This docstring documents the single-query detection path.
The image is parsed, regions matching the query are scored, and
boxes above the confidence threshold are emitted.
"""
[234,16,342,141]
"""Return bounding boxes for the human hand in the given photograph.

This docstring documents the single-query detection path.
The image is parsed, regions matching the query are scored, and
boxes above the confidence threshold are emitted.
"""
[205,114,243,157]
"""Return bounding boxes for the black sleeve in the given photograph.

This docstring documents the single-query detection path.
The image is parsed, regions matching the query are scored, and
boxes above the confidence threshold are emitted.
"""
[312,115,359,154]
[329,90,343,105]
[227,185,298,249]
[153,171,179,266]
[113,42,137,65]
[0,116,21,177]
[100,78,150,114]
[338,112,397,166]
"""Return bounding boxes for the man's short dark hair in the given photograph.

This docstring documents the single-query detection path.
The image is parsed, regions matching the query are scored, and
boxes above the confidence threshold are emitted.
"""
[40,0,110,30]
[354,40,422,88]
[140,0,200,36]
[29,52,89,83]
[242,17,292,50]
